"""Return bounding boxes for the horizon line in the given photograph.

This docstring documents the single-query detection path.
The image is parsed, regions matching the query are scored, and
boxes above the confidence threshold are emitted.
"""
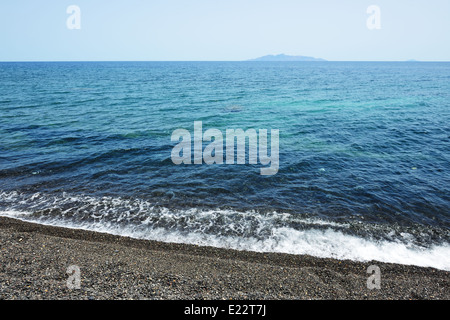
[1,59,449,63]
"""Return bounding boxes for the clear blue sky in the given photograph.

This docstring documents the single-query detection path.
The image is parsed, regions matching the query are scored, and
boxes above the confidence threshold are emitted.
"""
[1,0,449,61]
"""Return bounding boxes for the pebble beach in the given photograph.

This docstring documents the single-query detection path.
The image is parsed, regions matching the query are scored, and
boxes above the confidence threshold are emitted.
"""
[0,216,448,300]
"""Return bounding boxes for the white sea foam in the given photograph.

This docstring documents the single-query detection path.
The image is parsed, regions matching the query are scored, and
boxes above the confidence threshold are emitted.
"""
[1,205,449,271]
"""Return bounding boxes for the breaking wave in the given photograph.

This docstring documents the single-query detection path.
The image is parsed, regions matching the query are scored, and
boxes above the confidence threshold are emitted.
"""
[1,190,449,271]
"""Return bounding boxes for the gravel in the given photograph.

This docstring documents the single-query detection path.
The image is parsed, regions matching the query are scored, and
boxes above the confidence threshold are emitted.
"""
[0,216,448,300]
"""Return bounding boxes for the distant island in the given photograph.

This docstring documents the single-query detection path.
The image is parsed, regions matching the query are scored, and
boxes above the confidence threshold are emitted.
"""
[247,54,327,62]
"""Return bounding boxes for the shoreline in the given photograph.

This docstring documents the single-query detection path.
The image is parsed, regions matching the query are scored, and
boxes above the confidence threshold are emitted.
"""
[0,216,448,300]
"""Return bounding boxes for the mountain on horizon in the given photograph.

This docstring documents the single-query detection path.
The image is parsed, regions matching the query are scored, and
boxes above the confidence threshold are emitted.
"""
[247,54,327,62]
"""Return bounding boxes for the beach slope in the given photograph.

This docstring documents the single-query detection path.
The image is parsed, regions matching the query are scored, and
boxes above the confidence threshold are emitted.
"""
[0,217,448,300]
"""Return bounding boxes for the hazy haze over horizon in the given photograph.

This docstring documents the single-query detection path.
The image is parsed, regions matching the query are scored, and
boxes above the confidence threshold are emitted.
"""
[0,0,449,62]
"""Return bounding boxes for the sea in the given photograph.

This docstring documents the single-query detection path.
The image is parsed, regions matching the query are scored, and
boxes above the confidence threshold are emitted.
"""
[1,61,449,270]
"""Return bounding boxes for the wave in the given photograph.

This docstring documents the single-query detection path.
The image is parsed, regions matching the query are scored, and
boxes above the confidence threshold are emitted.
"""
[1,190,449,271]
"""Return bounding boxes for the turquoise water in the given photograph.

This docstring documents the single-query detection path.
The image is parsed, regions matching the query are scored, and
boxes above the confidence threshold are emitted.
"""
[1,61,449,269]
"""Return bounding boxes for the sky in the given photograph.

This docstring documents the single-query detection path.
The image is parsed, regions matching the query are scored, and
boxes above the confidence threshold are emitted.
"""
[0,0,449,61]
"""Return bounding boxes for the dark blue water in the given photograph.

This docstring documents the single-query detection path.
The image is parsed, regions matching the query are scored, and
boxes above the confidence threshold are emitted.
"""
[1,62,449,269]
